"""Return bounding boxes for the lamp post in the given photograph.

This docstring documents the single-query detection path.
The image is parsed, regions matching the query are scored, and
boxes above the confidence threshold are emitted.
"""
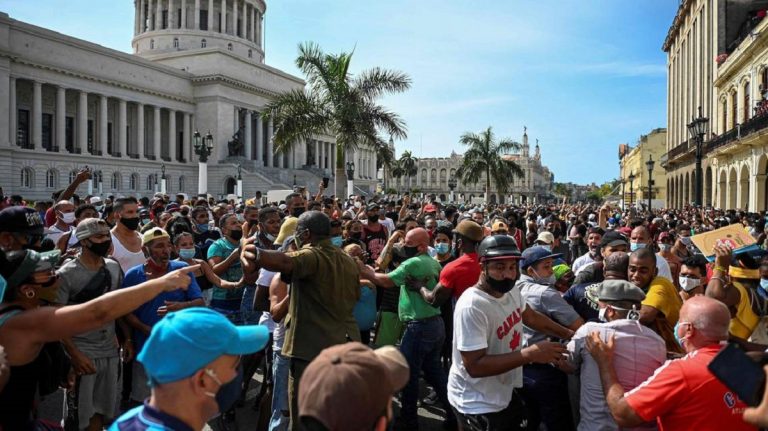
[346,161,355,198]
[96,170,103,195]
[193,130,214,195]
[646,155,655,211]
[687,106,710,207]
[448,177,457,202]
[620,178,626,211]
[160,163,167,194]
[236,163,243,200]
[628,171,636,209]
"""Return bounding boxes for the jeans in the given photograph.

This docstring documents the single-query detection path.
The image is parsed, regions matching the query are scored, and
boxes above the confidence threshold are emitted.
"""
[453,390,528,431]
[399,316,454,427]
[269,351,290,431]
[521,364,575,431]
[240,285,260,324]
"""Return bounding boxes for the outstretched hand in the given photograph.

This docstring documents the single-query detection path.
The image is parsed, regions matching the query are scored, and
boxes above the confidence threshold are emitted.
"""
[159,264,200,291]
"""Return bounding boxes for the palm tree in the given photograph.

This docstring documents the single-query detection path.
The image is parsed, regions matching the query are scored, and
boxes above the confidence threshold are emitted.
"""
[398,150,418,192]
[390,160,405,193]
[376,138,396,191]
[263,42,411,197]
[455,126,524,203]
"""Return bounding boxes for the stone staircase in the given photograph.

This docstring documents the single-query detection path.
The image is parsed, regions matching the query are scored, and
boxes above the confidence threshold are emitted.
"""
[218,158,335,196]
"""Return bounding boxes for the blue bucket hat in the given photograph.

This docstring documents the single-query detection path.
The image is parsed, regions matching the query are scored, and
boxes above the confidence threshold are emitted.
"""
[519,246,563,270]
[138,308,269,384]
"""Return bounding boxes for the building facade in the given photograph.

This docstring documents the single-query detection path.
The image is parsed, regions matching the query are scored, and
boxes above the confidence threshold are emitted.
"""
[391,128,553,204]
[618,128,668,209]
[662,0,768,210]
[0,0,380,201]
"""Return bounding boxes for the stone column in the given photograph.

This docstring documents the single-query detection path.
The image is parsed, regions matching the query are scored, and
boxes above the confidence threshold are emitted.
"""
[135,0,141,35]
[168,109,176,161]
[319,141,325,171]
[137,103,145,159]
[252,8,257,43]
[221,0,227,33]
[314,140,320,167]
[194,0,200,29]
[330,143,336,175]
[233,0,238,36]
[99,95,108,155]
[153,106,161,159]
[9,77,15,146]
[168,0,175,28]
[242,0,247,39]
[266,118,274,167]
[140,0,147,33]
[77,91,87,153]
[244,110,252,160]
[156,0,162,30]
[207,0,214,31]
[55,86,65,152]
[32,81,42,150]
[255,113,263,163]
[118,99,127,157]
[181,0,187,28]
[183,112,191,162]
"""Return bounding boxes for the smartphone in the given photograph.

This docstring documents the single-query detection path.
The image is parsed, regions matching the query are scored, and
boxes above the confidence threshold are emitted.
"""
[708,343,765,406]
[322,177,329,189]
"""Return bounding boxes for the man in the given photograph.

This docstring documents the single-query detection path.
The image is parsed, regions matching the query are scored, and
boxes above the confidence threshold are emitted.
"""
[190,206,220,259]
[568,217,588,262]
[449,235,573,431]
[679,255,708,301]
[46,200,76,244]
[122,227,204,403]
[57,219,127,431]
[490,219,509,235]
[566,280,666,431]
[629,226,673,282]
[274,192,307,245]
[240,211,360,430]
[0,206,46,252]
[534,231,555,252]
[518,246,584,431]
[573,231,629,285]
[298,342,409,431]
[571,227,604,275]
[628,248,683,352]
[565,252,630,323]
[110,197,146,274]
[359,228,455,430]
[110,308,269,431]
[207,213,244,318]
[587,296,756,431]
[362,203,389,264]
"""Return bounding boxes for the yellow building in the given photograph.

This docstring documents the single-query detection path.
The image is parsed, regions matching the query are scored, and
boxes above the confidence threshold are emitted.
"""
[619,128,668,209]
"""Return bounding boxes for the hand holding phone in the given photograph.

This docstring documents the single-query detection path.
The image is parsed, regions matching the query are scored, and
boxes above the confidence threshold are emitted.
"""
[708,343,766,406]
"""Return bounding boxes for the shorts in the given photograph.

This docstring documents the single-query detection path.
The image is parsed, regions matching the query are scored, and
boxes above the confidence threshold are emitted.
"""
[373,311,404,347]
[131,361,151,403]
[452,390,529,431]
[76,356,120,426]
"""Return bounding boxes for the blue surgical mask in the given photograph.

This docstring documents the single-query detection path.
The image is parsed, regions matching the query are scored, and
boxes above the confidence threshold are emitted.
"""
[331,236,343,247]
[0,274,6,302]
[197,223,210,233]
[435,243,451,255]
[541,245,552,252]
[630,242,646,252]
[673,321,689,348]
[179,248,196,260]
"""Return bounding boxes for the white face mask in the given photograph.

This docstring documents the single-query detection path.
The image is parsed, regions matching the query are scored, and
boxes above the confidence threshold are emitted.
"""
[679,276,701,292]
[60,212,76,225]
[598,306,608,322]
[354,201,362,209]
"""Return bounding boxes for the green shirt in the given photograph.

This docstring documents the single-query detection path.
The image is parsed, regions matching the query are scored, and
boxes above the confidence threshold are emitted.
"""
[388,253,442,322]
[207,237,244,303]
[282,239,361,361]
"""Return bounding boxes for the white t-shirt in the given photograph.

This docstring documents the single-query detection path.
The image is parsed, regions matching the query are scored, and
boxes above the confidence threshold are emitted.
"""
[448,286,527,415]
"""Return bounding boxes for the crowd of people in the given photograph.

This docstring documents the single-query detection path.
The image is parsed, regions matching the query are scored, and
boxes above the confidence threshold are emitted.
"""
[2,169,768,431]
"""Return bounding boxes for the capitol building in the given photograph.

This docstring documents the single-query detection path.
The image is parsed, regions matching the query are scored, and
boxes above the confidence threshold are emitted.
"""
[391,128,554,204]
[0,0,381,200]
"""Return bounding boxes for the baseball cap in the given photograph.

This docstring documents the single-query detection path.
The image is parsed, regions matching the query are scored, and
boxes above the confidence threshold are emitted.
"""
[600,231,629,249]
[75,218,111,241]
[165,203,181,216]
[0,207,48,234]
[90,196,103,206]
[4,249,60,291]
[424,204,437,213]
[553,264,571,281]
[366,203,380,211]
[596,280,646,303]
[519,246,563,270]
[299,342,409,431]
[141,227,171,246]
[536,231,555,245]
[138,307,269,384]
[657,231,672,242]
[491,220,508,232]
[453,220,484,242]
[618,226,632,237]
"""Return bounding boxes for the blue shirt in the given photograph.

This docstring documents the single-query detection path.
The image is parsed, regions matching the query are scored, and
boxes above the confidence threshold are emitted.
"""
[353,285,377,331]
[121,260,202,351]
[563,282,600,323]
[109,402,193,431]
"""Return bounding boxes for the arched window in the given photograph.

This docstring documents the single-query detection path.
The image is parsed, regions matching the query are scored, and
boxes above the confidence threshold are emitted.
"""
[744,81,751,122]
[130,173,139,191]
[146,174,155,191]
[20,167,33,189]
[173,38,179,48]
[201,39,207,48]
[421,169,427,183]
[430,169,437,185]
[248,49,252,58]
[93,171,103,188]
[732,91,738,127]
[722,99,728,133]
[227,43,233,51]
[439,168,447,184]
[112,172,121,190]
[69,169,78,184]
[762,68,768,98]
[150,39,155,49]
[178,176,185,192]
[45,169,57,189]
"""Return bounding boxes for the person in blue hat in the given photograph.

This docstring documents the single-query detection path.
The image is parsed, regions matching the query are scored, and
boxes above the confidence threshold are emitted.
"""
[517,245,584,431]
[110,307,269,431]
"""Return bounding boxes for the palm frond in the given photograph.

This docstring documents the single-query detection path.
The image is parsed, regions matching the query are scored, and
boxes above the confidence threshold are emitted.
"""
[353,67,412,100]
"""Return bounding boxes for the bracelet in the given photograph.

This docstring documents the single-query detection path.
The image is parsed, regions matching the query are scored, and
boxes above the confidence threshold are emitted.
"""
[713,265,728,273]
[710,276,728,284]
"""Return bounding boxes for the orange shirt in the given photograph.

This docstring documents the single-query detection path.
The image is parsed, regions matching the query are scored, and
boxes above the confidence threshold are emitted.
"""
[624,345,756,431]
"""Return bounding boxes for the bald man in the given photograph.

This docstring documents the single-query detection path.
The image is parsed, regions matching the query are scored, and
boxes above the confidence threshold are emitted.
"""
[47,200,76,244]
[361,228,456,429]
[587,296,756,431]
[629,226,673,282]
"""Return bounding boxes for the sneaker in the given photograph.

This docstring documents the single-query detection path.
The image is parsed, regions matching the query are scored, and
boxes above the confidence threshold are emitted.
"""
[421,387,439,406]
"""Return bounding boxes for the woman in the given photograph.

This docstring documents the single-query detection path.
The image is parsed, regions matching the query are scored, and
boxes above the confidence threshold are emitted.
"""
[344,243,377,345]
[342,219,365,249]
[0,249,198,430]
[173,232,243,294]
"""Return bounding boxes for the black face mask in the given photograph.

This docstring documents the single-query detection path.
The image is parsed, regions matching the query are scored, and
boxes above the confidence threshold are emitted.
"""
[350,232,362,240]
[403,245,419,258]
[121,217,140,231]
[486,273,516,294]
[291,207,305,218]
[86,239,112,257]
[367,214,379,222]
[229,229,243,241]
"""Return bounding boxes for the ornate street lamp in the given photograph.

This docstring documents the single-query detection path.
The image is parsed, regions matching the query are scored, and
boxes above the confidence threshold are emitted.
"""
[448,177,457,202]
[645,155,655,211]
[687,106,709,207]
[194,130,214,195]
[628,171,636,209]
[346,161,355,198]
[160,163,167,194]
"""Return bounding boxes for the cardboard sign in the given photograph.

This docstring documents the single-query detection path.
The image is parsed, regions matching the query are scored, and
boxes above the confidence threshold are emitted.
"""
[690,224,756,258]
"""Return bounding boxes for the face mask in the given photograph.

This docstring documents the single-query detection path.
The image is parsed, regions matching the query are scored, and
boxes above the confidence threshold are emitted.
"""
[354,201,362,209]
[94,205,104,213]
[228,229,243,242]
[291,207,305,218]
[0,275,6,302]
[197,223,210,233]
[204,367,243,416]
[679,276,701,292]
[680,236,692,246]
[530,268,555,286]
[485,271,515,294]
[264,232,276,242]
[141,218,151,225]
[658,243,671,251]
[598,306,608,322]
[435,243,450,255]
[761,278,768,291]
[403,245,419,258]
[541,245,552,252]
[60,212,76,225]
[673,321,687,348]
[350,232,362,240]
[86,239,112,257]
[294,231,306,249]
[121,217,141,231]
[331,236,343,247]
[179,248,196,260]
[630,242,646,252]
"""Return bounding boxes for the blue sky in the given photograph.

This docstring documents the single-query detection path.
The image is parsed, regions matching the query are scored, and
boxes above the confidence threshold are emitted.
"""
[0,0,678,184]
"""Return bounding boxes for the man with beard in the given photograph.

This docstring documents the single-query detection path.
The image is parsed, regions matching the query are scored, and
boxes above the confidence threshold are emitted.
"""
[275,193,307,245]
[121,227,203,404]
[448,235,572,431]
[362,203,389,264]
[110,197,146,274]
[572,227,604,275]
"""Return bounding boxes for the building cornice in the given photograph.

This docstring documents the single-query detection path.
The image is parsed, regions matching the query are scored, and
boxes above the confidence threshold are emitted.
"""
[191,73,281,99]
[662,0,693,52]
[714,18,768,86]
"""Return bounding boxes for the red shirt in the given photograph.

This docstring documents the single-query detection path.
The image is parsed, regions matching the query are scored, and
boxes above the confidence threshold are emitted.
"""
[625,345,755,431]
[439,252,481,299]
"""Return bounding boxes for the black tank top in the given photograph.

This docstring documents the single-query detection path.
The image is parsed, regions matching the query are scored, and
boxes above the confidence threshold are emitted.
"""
[0,306,39,431]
